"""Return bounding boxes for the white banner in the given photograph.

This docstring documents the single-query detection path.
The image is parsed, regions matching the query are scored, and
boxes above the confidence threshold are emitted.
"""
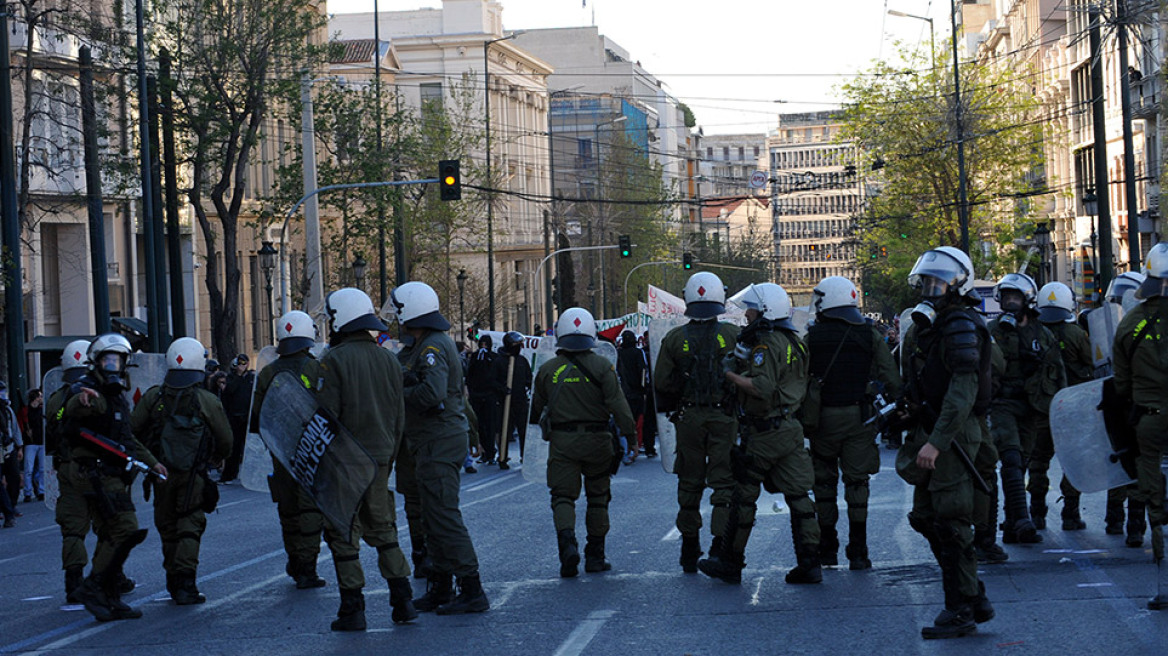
[644,285,687,317]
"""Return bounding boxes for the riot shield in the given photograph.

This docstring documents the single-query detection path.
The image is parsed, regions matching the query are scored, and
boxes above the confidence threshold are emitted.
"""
[649,315,689,474]
[1087,304,1122,376]
[125,353,167,409]
[790,307,811,339]
[41,367,64,510]
[1153,456,1168,610]
[1048,379,1135,493]
[521,338,558,486]
[259,371,377,537]
[240,346,280,493]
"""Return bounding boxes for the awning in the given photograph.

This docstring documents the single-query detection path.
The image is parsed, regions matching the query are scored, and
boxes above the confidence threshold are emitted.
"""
[25,335,93,353]
[112,316,149,338]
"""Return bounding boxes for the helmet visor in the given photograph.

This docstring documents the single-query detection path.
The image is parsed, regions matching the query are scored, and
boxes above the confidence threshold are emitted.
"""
[908,251,967,290]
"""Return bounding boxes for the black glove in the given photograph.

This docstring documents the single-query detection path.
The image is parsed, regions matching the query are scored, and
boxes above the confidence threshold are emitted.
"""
[403,370,421,387]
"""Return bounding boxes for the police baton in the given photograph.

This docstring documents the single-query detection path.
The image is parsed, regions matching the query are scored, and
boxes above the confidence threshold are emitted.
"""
[951,441,991,496]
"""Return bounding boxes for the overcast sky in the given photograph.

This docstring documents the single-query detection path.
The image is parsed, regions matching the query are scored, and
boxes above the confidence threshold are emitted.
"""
[327,0,954,135]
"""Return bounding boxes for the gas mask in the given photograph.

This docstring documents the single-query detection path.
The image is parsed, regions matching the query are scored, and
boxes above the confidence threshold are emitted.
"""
[95,352,128,391]
[911,300,937,328]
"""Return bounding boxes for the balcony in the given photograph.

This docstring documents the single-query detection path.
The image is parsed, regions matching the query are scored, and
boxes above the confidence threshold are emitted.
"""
[1132,77,1159,121]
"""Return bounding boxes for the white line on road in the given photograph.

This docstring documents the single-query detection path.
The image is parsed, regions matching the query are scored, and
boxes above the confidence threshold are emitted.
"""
[749,577,765,606]
[551,609,615,656]
[20,526,58,536]
[464,474,514,494]
[462,482,533,508]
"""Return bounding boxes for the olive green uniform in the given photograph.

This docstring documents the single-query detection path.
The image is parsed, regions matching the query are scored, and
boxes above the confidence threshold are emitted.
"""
[1112,298,1168,553]
[654,321,739,542]
[316,332,412,591]
[1029,321,1092,525]
[805,320,901,567]
[531,351,636,539]
[60,380,160,587]
[899,308,988,611]
[49,383,94,579]
[988,315,1065,540]
[252,353,326,577]
[725,326,819,569]
[132,383,232,580]
[399,330,480,579]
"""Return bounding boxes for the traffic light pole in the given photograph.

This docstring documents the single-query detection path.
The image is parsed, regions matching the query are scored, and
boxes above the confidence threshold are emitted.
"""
[533,244,623,314]
[278,178,438,315]
[623,261,674,314]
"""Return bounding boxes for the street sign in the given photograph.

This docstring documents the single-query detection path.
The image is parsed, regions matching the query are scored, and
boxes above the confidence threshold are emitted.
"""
[748,170,767,189]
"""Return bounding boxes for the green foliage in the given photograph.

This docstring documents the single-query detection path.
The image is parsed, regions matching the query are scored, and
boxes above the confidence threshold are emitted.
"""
[678,102,696,129]
[839,40,1046,305]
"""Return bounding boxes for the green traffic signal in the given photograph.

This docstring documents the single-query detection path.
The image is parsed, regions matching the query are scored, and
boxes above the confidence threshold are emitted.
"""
[618,234,631,258]
[682,252,693,269]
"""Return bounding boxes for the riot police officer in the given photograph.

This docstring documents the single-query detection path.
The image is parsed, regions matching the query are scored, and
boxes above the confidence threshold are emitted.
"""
[530,308,636,577]
[317,289,416,631]
[492,331,532,469]
[251,311,327,589]
[1103,271,1146,543]
[50,338,106,603]
[1112,243,1168,610]
[989,273,1065,543]
[466,335,498,464]
[62,334,167,622]
[132,337,232,605]
[1029,282,1092,530]
[699,283,821,585]
[898,247,993,639]
[805,276,901,570]
[393,281,488,615]
[654,272,740,573]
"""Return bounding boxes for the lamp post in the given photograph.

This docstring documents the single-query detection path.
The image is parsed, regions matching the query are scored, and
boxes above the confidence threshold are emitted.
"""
[1033,222,1051,287]
[484,31,524,331]
[1084,188,1099,304]
[457,268,468,340]
[887,9,935,71]
[352,253,368,293]
[259,241,278,343]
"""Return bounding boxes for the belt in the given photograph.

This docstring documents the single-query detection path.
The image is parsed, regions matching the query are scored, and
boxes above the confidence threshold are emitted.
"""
[682,401,724,409]
[550,423,608,433]
[742,415,784,432]
[1135,405,1162,417]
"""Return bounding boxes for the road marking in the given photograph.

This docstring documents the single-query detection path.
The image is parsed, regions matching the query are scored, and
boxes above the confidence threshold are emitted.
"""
[462,482,533,508]
[20,597,51,602]
[1076,582,1114,588]
[214,498,257,511]
[551,609,615,656]
[0,554,32,566]
[464,474,513,494]
[749,577,765,606]
[661,527,680,542]
[20,526,58,536]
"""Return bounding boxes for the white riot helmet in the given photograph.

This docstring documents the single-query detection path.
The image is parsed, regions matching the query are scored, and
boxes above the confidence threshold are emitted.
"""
[730,282,794,330]
[389,281,450,331]
[164,337,207,387]
[908,247,975,299]
[555,307,597,352]
[61,338,92,385]
[326,287,388,333]
[683,272,726,320]
[87,333,133,390]
[812,276,863,325]
[276,310,317,355]
[993,272,1038,307]
[1106,271,1145,304]
[1036,282,1075,324]
[1137,242,1168,299]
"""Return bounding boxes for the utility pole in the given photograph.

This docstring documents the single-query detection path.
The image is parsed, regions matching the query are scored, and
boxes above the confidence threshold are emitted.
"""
[1,8,27,396]
[136,0,161,352]
[374,0,388,305]
[1116,0,1142,269]
[147,76,170,345]
[79,46,111,334]
[300,74,324,314]
[949,0,970,253]
[1089,5,1114,295]
[160,50,186,338]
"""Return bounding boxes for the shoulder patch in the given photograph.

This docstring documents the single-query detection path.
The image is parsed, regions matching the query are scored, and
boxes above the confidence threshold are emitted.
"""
[425,352,437,367]
[752,347,766,367]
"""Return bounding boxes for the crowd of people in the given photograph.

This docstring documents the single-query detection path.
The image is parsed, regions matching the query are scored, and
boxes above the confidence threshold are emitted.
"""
[8,241,1168,640]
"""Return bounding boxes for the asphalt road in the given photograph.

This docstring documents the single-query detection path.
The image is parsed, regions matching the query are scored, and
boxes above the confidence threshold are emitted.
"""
[1,449,1165,655]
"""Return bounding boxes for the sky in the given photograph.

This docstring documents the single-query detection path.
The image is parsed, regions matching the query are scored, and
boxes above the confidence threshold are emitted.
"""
[326,0,955,135]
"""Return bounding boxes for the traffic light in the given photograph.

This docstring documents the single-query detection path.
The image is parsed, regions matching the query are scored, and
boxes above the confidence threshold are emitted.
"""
[439,159,461,201]
[880,246,889,258]
[869,247,878,260]
[683,252,694,270]
[618,234,631,258]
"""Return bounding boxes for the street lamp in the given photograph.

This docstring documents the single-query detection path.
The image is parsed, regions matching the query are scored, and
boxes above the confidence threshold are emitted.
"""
[1084,188,1099,303]
[352,253,368,292]
[457,268,468,340]
[1033,222,1051,287]
[887,9,935,71]
[258,241,278,342]
[484,30,525,332]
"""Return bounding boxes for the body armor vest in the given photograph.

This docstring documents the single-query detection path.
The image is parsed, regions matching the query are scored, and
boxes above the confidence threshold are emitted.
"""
[807,319,873,406]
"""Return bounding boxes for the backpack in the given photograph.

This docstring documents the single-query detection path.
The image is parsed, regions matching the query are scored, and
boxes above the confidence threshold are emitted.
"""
[154,388,209,472]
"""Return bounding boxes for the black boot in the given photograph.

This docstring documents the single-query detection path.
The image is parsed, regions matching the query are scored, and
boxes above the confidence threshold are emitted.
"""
[584,536,612,573]
[971,581,995,624]
[1127,500,1147,548]
[388,577,418,624]
[785,546,823,584]
[697,538,743,584]
[65,567,84,604]
[165,572,179,597]
[679,535,702,574]
[973,530,1009,564]
[414,573,454,612]
[113,568,136,595]
[330,588,366,632]
[1105,493,1126,534]
[1030,499,1047,531]
[294,559,327,589]
[846,521,871,570]
[818,524,839,567]
[75,574,116,622]
[436,574,490,615]
[1000,450,1041,544]
[172,572,206,605]
[411,541,432,580]
[921,603,976,639]
[1061,501,1087,531]
[103,579,143,620]
[557,529,580,578]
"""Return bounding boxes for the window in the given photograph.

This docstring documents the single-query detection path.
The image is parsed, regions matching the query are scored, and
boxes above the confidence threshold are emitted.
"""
[706,146,713,159]
[738,146,745,160]
[420,82,443,110]
[722,146,730,160]
[754,146,760,157]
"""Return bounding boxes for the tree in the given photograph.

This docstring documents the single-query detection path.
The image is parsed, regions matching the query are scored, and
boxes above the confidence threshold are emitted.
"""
[155,0,325,361]
[838,41,1045,312]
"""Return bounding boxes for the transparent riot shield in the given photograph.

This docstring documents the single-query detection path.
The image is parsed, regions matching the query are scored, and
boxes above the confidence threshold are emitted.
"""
[1049,379,1135,493]
[1087,304,1122,376]
[41,367,64,509]
[649,315,690,474]
[125,353,167,409]
[241,346,280,493]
